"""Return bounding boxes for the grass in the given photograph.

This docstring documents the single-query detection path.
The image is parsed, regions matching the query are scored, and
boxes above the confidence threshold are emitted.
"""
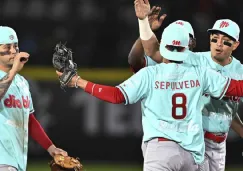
[26,161,243,171]
[27,161,142,171]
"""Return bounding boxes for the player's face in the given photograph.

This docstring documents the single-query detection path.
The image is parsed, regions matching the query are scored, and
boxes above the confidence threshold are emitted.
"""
[210,33,239,62]
[0,43,19,68]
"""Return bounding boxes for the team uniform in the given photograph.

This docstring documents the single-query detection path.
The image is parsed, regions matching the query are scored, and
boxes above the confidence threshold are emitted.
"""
[143,19,241,171]
[199,19,242,171]
[0,27,34,171]
[0,71,34,171]
[195,52,243,171]
[119,57,231,171]
[145,51,243,171]
[120,24,234,171]
[141,20,196,159]
[186,19,241,171]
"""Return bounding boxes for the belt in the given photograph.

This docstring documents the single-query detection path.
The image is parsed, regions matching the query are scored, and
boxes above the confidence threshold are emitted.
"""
[158,137,172,141]
[204,131,226,143]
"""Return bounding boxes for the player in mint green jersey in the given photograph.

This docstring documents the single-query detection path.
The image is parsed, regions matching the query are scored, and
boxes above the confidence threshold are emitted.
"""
[128,7,197,158]
[56,23,243,171]
[133,0,243,170]
[194,19,242,171]
[0,26,67,171]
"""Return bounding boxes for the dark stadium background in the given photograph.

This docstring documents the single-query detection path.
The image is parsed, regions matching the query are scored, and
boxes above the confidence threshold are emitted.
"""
[0,0,243,170]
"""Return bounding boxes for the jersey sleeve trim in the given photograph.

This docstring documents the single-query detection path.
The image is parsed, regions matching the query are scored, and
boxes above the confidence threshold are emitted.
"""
[116,86,129,105]
[29,109,35,115]
[218,77,231,100]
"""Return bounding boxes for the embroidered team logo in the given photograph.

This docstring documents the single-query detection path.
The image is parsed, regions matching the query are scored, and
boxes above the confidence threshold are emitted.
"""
[4,95,30,108]
[219,21,229,28]
[175,21,184,26]
[172,40,181,46]
[9,35,14,40]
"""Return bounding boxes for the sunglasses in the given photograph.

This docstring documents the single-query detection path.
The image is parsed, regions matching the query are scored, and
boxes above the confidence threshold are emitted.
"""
[211,38,233,47]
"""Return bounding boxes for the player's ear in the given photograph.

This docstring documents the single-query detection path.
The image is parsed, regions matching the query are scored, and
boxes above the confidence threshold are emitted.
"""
[232,41,240,51]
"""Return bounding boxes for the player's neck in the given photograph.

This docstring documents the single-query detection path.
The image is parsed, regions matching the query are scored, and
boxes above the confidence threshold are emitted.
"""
[0,65,11,73]
[212,56,232,66]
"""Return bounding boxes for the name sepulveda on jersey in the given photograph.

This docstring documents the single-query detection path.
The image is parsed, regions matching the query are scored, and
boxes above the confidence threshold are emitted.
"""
[155,80,200,90]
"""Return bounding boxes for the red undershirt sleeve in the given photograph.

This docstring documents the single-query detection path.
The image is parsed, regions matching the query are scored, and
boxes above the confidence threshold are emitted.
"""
[225,79,243,97]
[29,113,53,150]
[84,82,125,104]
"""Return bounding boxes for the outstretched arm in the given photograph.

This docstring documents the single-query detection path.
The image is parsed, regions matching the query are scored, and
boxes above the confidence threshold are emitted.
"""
[56,71,125,104]
[204,68,243,99]
[84,82,125,103]
[129,6,166,72]
[56,67,150,105]
[134,0,164,63]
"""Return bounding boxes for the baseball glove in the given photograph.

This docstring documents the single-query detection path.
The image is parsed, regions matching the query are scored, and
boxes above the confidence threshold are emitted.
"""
[49,154,83,171]
[53,42,77,90]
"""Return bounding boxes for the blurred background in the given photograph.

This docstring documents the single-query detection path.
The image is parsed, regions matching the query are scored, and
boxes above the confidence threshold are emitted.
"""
[1,0,243,170]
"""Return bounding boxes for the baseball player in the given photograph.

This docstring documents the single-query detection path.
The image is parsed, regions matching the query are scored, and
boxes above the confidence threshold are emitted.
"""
[129,19,197,158]
[56,23,243,171]
[0,26,67,171]
[196,19,243,171]
[128,6,198,158]
[134,0,243,170]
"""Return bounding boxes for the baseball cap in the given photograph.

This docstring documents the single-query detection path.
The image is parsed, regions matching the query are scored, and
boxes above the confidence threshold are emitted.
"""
[160,24,190,61]
[207,19,240,41]
[0,26,18,44]
[171,20,195,38]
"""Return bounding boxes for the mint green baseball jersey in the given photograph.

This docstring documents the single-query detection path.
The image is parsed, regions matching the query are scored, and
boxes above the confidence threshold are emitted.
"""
[117,60,230,164]
[193,52,243,133]
[0,70,34,171]
[145,51,243,133]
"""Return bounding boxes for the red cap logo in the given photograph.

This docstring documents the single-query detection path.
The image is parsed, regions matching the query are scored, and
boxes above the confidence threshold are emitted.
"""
[219,21,229,28]
[172,40,181,46]
[176,21,184,26]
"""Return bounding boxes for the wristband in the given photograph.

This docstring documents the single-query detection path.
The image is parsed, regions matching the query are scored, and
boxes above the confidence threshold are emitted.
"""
[138,17,154,40]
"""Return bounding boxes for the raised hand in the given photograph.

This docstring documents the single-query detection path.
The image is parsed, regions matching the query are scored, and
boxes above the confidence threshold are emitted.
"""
[11,52,29,73]
[148,6,167,31]
[134,0,151,20]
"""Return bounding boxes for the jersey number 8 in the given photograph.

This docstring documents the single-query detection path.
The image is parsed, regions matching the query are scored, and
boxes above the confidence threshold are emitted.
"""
[172,93,187,119]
